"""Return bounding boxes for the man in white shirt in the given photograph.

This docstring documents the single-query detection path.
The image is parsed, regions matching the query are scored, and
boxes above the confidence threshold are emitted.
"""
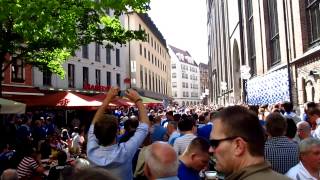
[307,108,320,139]
[286,138,320,180]
[173,116,197,155]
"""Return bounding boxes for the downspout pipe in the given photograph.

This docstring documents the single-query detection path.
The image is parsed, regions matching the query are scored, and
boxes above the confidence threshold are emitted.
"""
[126,13,132,88]
[283,0,293,102]
[238,0,247,103]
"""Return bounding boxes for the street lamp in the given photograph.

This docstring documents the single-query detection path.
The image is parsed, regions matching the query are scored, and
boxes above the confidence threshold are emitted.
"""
[240,65,251,104]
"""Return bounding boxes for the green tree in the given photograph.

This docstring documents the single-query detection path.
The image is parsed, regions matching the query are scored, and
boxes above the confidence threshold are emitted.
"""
[0,0,149,80]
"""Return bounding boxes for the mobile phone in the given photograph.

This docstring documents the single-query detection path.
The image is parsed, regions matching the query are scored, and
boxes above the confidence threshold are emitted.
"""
[118,90,126,97]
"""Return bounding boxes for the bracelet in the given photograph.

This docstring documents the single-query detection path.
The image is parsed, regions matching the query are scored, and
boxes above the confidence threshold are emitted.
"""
[134,98,143,104]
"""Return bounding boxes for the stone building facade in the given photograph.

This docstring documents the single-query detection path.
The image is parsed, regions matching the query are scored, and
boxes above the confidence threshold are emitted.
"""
[207,0,320,108]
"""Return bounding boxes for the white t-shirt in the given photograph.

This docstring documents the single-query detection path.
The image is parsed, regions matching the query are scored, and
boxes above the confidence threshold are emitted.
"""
[286,162,318,180]
[173,133,196,155]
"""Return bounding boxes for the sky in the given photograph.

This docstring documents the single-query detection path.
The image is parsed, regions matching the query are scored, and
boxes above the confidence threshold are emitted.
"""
[148,0,208,64]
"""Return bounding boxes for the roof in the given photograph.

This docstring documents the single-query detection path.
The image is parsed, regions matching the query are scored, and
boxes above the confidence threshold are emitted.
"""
[199,63,208,69]
[169,45,198,66]
[137,13,168,50]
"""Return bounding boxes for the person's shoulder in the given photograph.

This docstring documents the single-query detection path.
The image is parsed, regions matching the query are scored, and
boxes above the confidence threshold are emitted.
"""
[247,169,292,180]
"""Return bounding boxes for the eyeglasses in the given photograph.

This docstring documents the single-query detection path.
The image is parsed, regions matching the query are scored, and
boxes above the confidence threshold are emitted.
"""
[209,136,239,148]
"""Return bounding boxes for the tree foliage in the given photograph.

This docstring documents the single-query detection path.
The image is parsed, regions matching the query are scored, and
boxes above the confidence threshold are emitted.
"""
[0,0,149,78]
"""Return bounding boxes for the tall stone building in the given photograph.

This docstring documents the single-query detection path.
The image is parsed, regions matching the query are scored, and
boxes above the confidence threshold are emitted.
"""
[207,0,320,110]
[124,13,171,100]
[199,63,209,104]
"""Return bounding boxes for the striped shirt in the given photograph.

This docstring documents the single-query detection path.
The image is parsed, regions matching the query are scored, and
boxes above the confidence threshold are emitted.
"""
[265,136,299,174]
[173,133,197,155]
[17,156,39,179]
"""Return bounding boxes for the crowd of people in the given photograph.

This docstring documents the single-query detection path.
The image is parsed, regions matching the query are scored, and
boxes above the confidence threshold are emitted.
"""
[1,87,320,180]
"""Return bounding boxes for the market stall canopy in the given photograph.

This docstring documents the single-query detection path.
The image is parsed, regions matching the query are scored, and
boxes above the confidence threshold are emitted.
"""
[141,96,162,104]
[29,91,104,107]
[0,98,26,114]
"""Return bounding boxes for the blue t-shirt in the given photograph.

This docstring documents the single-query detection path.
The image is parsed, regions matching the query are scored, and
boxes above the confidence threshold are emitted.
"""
[178,160,200,180]
[151,124,167,142]
[197,124,212,140]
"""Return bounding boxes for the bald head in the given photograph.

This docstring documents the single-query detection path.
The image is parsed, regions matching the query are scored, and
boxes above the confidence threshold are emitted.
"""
[297,121,311,140]
[1,169,18,180]
[144,142,178,178]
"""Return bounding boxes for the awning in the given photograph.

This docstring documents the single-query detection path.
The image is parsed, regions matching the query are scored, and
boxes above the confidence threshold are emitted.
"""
[29,91,103,107]
[93,94,135,106]
[0,98,26,114]
[2,85,44,96]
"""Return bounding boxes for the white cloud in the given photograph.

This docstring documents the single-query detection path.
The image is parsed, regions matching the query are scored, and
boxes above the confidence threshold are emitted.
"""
[148,0,208,64]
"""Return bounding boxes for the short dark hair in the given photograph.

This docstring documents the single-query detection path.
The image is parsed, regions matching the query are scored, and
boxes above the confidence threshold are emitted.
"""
[265,113,287,137]
[209,111,219,120]
[94,114,118,146]
[57,150,67,165]
[173,114,181,122]
[282,101,293,113]
[198,115,205,123]
[217,106,265,156]
[70,167,118,180]
[248,105,259,115]
[308,107,320,117]
[186,137,210,154]
[285,118,297,139]
[166,111,173,116]
[168,121,178,129]
[178,116,195,132]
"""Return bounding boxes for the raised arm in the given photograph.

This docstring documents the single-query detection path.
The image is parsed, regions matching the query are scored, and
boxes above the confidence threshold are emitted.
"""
[125,89,150,127]
[92,87,119,124]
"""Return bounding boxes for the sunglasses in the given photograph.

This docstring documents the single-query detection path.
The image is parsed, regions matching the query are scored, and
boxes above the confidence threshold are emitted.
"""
[209,136,239,148]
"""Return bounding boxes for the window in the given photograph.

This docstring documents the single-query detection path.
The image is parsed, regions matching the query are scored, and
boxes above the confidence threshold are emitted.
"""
[155,76,158,93]
[95,69,101,85]
[139,24,141,30]
[11,59,24,83]
[182,73,188,79]
[151,37,153,47]
[172,73,176,78]
[152,72,155,91]
[149,70,152,90]
[116,48,120,66]
[148,51,150,61]
[82,45,89,59]
[152,55,154,64]
[105,8,110,15]
[172,82,177,88]
[306,0,320,45]
[140,44,142,55]
[247,0,256,75]
[116,73,121,88]
[144,48,146,58]
[140,65,144,88]
[268,0,281,65]
[106,47,111,64]
[106,71,111,86]
[95,43,100,62]
[145,68,148,89]
[173,91,177,97]
[68,64,75,88]
[83,67,89,86]
[43,68,52,86]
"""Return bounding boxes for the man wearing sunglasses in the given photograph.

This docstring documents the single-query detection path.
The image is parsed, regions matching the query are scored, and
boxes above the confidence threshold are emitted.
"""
[209,106,290,180]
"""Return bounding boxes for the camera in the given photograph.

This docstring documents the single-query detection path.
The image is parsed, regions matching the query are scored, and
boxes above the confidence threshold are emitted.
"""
[118,90,126,97]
